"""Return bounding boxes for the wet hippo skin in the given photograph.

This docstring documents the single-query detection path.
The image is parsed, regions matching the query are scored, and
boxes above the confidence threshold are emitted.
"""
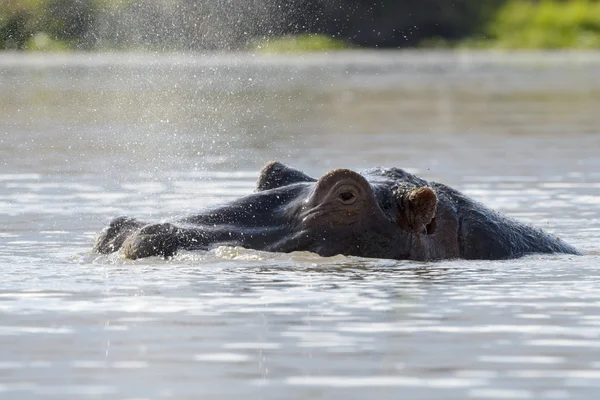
[93,161,581,261]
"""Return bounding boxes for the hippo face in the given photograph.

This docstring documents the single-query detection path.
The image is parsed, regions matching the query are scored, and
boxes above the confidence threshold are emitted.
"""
[299,169,388,227]
[255,163,439,259]
[293,169,402,258]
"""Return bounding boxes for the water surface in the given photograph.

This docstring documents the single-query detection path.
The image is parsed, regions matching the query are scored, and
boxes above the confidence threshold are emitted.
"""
[1,51,600,399]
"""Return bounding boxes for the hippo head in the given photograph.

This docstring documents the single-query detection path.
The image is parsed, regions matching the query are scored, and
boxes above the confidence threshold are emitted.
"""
[259,162,438,259]
[299,169,383,227]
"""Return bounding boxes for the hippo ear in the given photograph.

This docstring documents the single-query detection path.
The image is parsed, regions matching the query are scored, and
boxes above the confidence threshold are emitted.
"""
[256,161,317,192]
[396,186,437,234]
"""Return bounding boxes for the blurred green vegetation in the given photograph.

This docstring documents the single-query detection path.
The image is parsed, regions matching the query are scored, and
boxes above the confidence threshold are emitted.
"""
[481,0,600,49]
[1,0,600,51]
[1,0,102,50]
[253,34,352,53]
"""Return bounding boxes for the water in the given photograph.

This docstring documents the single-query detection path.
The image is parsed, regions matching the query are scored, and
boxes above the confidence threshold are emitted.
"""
[1,51,600,399]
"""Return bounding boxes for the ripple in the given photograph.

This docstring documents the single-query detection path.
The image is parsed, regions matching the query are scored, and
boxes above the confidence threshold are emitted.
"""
[285,376,486,388]
[194,353,251,362]
[0,362,25,369]
[338,323,600,337]
[527,339,600,348]
[32,385,117,396]
[506,370,600,381]
[222,342,281,350]
[0,173,41,181]
[70,361,149,369]
[0,326,73,335]
[469,389,534,399]
[479,356,564,364]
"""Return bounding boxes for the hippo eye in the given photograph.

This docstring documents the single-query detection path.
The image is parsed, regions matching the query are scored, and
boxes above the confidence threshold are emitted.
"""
[338,191,356,204]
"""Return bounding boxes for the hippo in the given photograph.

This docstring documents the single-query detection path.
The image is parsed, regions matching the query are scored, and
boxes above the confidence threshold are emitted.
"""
[93,161,580,261]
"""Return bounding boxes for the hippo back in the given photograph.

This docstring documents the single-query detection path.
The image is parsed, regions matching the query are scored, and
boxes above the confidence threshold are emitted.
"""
[432,182,581,259]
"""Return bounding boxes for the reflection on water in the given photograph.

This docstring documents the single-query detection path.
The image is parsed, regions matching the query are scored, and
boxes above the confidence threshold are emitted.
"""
[1,52,600,399]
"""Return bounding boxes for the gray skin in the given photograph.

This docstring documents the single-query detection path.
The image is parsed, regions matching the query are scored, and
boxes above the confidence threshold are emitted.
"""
[93,161,581,261]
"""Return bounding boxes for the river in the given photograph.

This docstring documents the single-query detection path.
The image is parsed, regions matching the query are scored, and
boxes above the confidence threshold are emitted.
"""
[1,51,599,399]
